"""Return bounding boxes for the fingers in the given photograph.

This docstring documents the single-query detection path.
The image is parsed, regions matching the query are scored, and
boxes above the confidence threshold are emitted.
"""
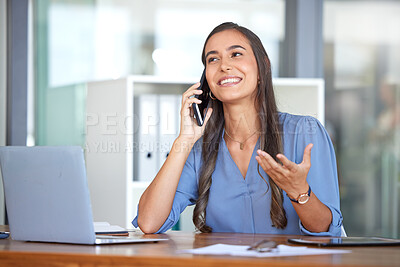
[181,98,202,119]
[180,83,203,117]
[255,153,273,177]
[276,153,297,171]
[184,82,201,93]
[255,152,284,189]
[256,150,288,177]
[256,148,312,195]
[189,105,194,118]
[202,107,213,127]
[181,82,202,105]
[302,143,313,166]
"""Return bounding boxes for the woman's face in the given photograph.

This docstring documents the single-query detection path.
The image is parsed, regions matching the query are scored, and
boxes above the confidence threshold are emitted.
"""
[204,29,259,104]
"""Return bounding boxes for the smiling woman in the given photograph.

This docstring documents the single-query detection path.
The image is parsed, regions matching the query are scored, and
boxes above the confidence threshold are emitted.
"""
[133,22,343,236]
[204,30,259,105]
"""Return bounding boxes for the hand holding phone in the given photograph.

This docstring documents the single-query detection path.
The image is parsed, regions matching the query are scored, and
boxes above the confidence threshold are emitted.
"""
[192,70,211,126]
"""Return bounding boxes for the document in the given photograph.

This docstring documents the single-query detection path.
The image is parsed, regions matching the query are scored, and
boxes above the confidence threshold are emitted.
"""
[94,222,129,236]
[179,243,350,257]
[134,94,158,181]
[158,94,180,169]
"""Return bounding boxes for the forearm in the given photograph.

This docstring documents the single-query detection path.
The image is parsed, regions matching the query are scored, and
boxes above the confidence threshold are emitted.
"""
[292,193,333,233]
[137,137,195,233]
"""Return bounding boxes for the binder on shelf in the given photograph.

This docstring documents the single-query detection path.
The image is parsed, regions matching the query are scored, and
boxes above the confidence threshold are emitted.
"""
[134,94,158,181]
[158,94,181,169]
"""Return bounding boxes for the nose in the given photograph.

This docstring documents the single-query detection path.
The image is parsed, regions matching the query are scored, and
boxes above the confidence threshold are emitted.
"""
[220,57,232,71]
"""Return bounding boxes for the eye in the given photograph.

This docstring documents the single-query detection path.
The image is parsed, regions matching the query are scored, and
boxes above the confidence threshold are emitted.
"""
[232,52,242,57]
[207,57,218,63]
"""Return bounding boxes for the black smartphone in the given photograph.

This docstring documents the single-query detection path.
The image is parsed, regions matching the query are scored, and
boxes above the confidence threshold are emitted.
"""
[288,237,400,247]
[192,70,211,126]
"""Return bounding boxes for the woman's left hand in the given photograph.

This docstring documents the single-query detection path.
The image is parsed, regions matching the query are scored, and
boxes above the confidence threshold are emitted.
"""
[256,143,313,200]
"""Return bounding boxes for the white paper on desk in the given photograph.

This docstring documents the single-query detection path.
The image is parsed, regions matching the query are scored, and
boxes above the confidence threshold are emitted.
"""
[179,244,350,257]
[93,222,127,234]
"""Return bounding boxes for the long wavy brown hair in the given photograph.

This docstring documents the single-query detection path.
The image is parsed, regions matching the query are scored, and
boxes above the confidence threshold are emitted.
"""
[192,22,286,232]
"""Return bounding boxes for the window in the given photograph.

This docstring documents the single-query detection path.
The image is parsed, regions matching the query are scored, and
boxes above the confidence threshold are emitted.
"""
[324,0,400,238]
[33,0,285,146]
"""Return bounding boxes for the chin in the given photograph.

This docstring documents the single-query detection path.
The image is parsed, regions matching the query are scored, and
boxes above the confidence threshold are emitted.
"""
[219,95,246,104]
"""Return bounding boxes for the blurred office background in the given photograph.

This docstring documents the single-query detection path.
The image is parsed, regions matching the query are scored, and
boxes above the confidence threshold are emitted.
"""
[1,0,399,238]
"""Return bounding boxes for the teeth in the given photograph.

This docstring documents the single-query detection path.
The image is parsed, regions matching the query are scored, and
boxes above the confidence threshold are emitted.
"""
[220,78,240,85]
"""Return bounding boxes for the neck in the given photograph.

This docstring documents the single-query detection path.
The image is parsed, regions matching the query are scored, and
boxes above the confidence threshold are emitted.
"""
[223,103,260,139]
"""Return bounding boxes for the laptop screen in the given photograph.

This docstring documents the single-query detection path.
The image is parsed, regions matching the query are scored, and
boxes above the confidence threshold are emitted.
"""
[0,146,96,244]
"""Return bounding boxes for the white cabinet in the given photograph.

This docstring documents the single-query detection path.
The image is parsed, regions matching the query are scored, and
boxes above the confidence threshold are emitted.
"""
[86,75,324,230]
[86,76,194,229]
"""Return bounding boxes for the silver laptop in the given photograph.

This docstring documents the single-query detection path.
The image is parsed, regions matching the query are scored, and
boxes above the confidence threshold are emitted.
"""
[0,146,167,245]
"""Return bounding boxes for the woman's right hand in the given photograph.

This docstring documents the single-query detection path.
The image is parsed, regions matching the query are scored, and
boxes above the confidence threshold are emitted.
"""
[179,83,213,143]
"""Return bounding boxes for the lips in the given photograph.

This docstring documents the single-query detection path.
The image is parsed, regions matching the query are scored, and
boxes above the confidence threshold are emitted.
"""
[218,76,242,86]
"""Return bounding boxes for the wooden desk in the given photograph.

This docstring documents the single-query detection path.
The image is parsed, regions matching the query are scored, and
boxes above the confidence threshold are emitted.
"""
[0,225,399,267]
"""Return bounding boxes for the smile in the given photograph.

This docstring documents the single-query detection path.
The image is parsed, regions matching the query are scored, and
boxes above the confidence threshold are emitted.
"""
[218,77,242,86]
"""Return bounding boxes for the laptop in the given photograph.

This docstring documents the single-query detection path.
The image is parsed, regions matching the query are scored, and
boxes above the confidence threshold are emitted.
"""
[0,146,167,245]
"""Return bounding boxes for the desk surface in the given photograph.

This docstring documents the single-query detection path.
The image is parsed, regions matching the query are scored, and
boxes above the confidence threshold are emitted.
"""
[0,225,399,267]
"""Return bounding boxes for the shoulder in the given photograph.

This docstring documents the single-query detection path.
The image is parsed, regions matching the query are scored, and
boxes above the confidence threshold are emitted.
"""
[278,112,322,135]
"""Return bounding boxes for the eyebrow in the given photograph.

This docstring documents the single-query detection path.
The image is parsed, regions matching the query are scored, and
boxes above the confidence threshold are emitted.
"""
[205,45,246,60]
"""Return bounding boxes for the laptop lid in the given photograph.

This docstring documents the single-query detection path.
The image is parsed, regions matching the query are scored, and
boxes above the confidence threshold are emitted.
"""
[0,146,96,244]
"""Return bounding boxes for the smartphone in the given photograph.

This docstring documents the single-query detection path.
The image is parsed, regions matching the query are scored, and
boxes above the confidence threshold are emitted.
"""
[288,237,400,247]
[192,70,211,126]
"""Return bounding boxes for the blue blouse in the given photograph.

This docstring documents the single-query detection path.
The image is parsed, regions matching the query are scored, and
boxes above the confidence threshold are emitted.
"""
[132,113,343,236]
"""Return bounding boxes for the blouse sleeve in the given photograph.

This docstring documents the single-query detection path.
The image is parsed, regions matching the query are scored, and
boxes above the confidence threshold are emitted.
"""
[131,141,200,233]
[294,116,343,236]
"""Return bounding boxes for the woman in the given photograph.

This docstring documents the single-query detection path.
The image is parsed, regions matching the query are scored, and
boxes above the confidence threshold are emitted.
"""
[133,22,343,236]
